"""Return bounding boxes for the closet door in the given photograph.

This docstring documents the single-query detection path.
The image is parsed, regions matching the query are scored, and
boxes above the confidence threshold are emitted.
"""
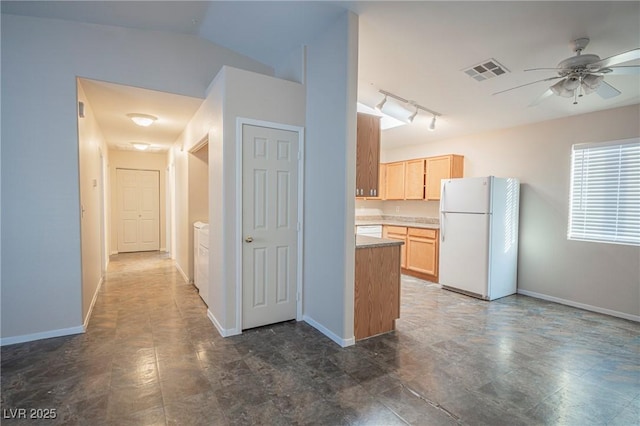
[117,168,160,252]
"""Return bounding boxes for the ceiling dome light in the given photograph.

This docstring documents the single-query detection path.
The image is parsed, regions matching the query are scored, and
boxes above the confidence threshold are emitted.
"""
[131,142,150,151]
[127,113,157,127]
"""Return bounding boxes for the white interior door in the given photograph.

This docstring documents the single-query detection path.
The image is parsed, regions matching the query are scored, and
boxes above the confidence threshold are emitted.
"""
[117,169,160,253]
[242,125,299,330]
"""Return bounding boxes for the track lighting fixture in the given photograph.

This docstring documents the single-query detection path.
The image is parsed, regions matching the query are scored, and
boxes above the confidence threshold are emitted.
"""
[375,95,387,111]
[408,106,419,123]
[374,90,441,130]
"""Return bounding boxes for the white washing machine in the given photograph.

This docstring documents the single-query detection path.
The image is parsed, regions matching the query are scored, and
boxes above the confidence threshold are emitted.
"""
[193,222,209,306]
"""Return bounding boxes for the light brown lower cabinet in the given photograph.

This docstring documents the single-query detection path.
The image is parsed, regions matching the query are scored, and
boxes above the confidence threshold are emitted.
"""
[383,225,407,268]
[383,225,439,282]
[354,244,401,340]
[406,228,438,278]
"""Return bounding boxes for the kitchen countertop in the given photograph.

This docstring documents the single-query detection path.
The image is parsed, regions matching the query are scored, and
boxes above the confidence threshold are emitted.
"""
[356,219,440,230]
[356,235,404,249]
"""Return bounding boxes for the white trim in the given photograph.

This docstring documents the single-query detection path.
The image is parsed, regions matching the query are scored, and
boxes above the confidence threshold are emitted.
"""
[188,134,209,153]
[517,289,640,322]
[175,262,190,284]
[235,118,305,334]
[207,310,241,337]
[0,326,85,347]
[83,276,104,329]
[303,315,355,347]
[110,250,118,255]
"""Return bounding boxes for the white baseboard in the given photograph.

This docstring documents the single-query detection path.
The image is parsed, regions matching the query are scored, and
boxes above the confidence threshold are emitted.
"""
[110,251,118,255]
[175,262,190,284]
[207,310,241,337]
[83,276,104,329]
[160,247,167,252]
[517,289,640,322]
[303,315,355,347]
[0,325,85,347]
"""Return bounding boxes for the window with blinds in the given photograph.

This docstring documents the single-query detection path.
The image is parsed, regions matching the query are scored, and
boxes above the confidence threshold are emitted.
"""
[568,138,640,246]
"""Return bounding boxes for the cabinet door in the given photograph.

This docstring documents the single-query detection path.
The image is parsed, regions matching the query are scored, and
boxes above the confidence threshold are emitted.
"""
[405,159,425,199]
[356,113,380,197]
[366,163,386,200]
[385,162,405,200]
[406,229,437,277]
[425,155,464,200]
[383,226,407,268]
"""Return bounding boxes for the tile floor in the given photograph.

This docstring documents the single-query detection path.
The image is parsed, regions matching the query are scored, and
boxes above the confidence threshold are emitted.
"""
[1,251,639,425]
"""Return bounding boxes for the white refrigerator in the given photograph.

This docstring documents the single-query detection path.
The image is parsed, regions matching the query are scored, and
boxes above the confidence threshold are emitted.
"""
[439,176,520,300]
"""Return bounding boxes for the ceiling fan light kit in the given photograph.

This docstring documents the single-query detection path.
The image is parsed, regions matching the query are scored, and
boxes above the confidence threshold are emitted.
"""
[493,37,639,105]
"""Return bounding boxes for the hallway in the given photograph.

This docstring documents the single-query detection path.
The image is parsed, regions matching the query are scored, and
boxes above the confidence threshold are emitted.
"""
[1,252,639,425]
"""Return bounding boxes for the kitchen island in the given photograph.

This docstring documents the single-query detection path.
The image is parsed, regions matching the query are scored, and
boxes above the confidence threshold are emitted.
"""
[355,235,403,340]
[356,216,440,282]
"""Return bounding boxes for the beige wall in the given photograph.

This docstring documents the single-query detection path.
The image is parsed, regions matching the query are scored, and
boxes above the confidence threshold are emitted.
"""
[171,74,222,286]
[77,81,110,325]
[186,143,209,280]
[109,150,168,253]
[171,66,306,336]
[380,104,640,319]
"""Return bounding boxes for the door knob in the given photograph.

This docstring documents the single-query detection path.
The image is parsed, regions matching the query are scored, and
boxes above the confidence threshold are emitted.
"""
[245,237,254,243]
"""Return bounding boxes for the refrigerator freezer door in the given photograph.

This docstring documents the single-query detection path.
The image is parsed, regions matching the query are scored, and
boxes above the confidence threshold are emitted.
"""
[439,212,490,298]
[441,177,492,214]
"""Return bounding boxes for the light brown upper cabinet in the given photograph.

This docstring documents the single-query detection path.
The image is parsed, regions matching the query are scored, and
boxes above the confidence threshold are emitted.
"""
[404,159,426,200]
[425,155,464,200]
[385,159,424,200]
[356,113,381,198]
[385,161,406,200]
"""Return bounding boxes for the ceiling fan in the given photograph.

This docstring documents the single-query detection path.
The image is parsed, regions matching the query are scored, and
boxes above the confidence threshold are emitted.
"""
[494,38,640,105]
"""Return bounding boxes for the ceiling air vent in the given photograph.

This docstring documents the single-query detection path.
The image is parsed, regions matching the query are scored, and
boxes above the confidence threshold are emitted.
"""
[462,59,510,81]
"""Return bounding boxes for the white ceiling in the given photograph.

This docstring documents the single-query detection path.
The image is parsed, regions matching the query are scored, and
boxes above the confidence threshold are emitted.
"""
[4,1,639,151]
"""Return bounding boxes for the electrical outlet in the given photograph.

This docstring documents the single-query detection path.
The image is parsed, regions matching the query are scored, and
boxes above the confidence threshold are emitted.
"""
[395,206,400,213]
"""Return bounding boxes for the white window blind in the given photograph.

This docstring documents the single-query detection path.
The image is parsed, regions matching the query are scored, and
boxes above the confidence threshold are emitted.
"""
[568,138,640,246]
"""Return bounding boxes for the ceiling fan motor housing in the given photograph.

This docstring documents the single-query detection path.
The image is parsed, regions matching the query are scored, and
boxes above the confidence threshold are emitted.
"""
[557,54,602,76]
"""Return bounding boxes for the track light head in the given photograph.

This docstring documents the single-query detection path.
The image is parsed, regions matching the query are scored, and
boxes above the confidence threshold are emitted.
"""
[375,95,387,111]
[429,115,436,131]
[408,107,418,123]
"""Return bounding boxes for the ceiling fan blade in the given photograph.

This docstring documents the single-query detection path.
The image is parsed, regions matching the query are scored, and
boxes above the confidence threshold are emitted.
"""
[524,67,564,72]
[529,89,554,107]
[592,48,640,68]
[596,81,621,99]
[604,65,640,75]
[492,76,563,95]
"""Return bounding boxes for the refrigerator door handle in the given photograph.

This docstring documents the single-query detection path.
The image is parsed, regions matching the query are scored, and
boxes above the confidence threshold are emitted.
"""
[440,182,446,242]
